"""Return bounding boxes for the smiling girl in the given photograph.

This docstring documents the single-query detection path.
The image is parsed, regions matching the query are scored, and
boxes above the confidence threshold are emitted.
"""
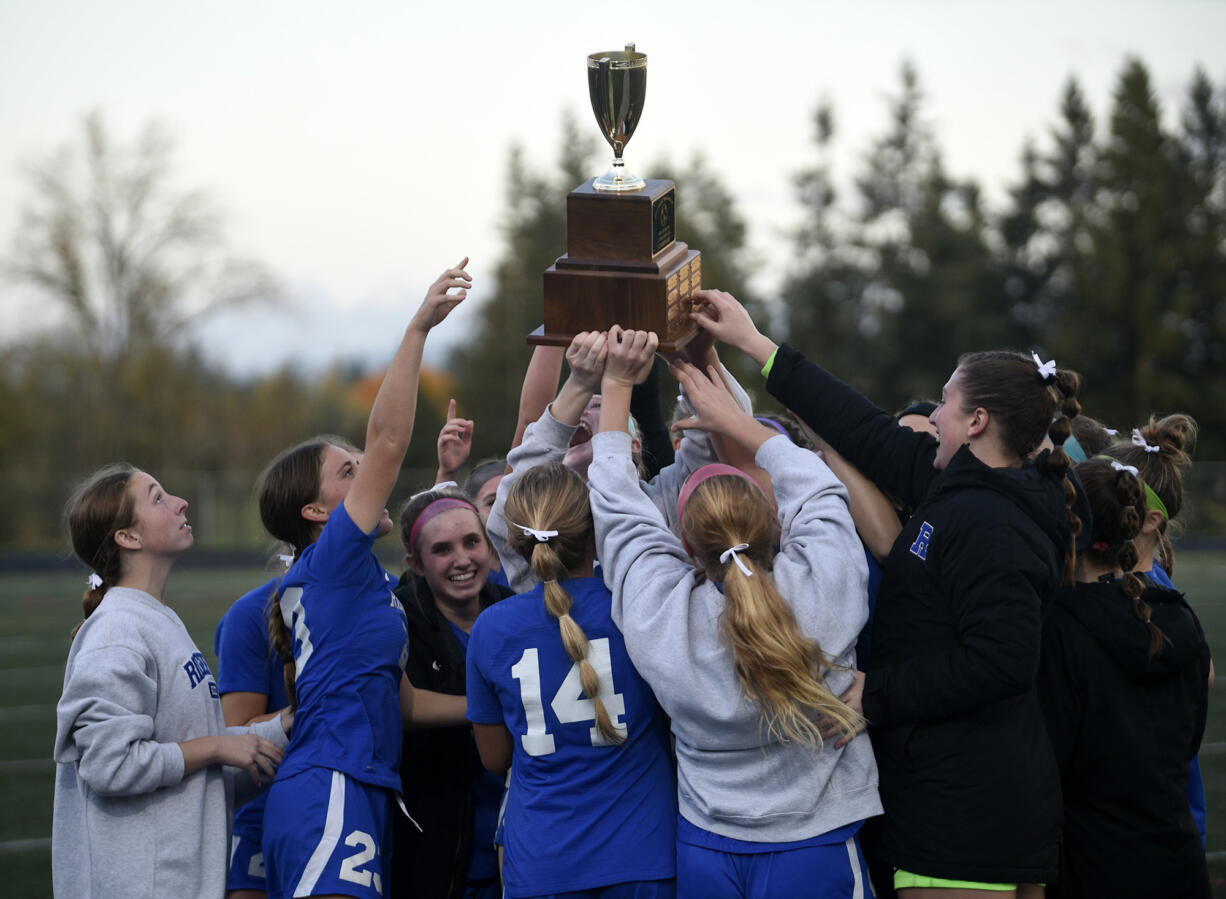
[390,488,512,899]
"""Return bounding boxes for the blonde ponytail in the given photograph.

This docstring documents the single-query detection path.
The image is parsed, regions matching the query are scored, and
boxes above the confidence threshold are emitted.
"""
[685,475,863,746]
[507,465,624,746]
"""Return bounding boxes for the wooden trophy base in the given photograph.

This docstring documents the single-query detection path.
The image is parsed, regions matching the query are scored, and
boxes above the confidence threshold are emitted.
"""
[531,178,702,351]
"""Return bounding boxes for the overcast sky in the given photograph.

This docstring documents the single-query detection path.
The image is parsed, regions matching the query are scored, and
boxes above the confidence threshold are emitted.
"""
[2,0,1223,375]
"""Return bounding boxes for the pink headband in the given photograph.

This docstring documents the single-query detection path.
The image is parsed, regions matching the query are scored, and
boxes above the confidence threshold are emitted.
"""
[409,498,477,550]
[678,463,763,526]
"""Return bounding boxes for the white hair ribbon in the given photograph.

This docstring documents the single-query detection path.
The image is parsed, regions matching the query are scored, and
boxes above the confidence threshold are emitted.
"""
[87,572,103,589]
[1131,429,1160,453]
[510,521,559,543]
[1031,351,1057,381]
[278,554,295,569]
[1110,460,1139,476]
[719,543,753,577]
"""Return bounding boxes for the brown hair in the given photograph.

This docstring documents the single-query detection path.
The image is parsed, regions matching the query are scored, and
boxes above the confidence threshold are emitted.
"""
[1103,414,1197,576]
[505,464,624,746]
[65,464,140,639]
[957,350,1083,583]
[256,434,357,709]
[1075,459,1171,660]
[1069,414,1116,458]
[399,487,490,561]
[682,474,862,745]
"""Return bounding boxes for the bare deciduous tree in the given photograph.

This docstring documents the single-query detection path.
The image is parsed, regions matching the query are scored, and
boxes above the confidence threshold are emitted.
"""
[7,111,280,358]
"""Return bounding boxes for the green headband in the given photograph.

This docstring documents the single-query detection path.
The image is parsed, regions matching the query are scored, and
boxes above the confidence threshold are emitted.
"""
[1143,481,1169,520]
[1092,454,1168,519]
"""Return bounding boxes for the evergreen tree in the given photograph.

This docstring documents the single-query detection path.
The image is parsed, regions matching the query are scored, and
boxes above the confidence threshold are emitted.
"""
[784,63,1005,410]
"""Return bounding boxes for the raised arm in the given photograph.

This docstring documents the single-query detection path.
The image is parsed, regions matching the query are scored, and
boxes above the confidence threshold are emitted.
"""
[795,420,902,563]
[346,260,470,532]
[669,358,778,497]
[511,345,566,450]
[486,332,607,591]
[693,288,939,507]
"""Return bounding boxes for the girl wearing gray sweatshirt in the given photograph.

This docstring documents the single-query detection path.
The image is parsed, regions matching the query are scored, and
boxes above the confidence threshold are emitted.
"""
[588,329,882,899]
[53,464,290,899]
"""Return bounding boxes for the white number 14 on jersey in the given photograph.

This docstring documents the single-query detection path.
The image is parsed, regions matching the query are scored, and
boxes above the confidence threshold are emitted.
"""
[510,638,627,756]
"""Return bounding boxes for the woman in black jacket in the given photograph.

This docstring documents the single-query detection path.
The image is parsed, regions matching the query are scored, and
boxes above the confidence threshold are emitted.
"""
[686,289,1079,898]
[1038,459,1210,898]
[391,487,513,899]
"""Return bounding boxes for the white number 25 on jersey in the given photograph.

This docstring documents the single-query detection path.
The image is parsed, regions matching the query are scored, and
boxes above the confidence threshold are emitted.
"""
[510,638,627,755]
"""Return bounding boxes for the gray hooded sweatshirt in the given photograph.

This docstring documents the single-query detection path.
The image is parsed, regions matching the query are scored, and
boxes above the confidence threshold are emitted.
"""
[53,587,288,899]
[588,431,882,843]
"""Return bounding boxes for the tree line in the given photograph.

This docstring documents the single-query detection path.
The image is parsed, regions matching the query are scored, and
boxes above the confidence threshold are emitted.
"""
[2,57,1223,550]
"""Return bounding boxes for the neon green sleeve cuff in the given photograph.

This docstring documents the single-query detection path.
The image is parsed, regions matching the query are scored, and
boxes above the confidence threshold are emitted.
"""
[760,347,779,379]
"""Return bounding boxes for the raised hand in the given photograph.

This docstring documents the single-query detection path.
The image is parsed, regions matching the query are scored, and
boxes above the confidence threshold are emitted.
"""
[690,289,777,366]
[603,326,658,389]
[436,398,474,480]
[670,358,776,455]
[412,257,472,331]
[565,331,609,393]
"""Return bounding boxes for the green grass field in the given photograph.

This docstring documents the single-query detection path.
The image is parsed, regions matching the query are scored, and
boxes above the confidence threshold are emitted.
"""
[2,554,1223,898]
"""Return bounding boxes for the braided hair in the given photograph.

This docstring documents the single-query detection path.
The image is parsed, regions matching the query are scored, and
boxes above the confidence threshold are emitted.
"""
[504,464,624,746]
[1075,459,1172,661]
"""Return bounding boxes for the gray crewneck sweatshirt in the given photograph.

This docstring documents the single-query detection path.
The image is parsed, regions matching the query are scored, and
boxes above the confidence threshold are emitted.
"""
[589,431,882,842]
[53,587,288,898]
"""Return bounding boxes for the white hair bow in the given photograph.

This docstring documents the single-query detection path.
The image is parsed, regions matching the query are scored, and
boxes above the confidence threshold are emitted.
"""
[1131,429,1160,453]
[278,554,295,569]
[511,521,559,543]
[87,572,103,589]
[719,543,753,577]
[1031,351,1057,381]
[1110,460,1139,476]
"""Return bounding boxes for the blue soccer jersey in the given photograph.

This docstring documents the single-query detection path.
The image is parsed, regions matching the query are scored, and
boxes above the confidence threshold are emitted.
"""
[467,576,676,897]
[275,502,409,791]
[215,577,291,869]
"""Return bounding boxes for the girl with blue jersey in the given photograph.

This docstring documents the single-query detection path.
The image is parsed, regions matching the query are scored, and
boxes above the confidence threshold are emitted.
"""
[216,435,360,899]
[466,462,678,899]
[216,571,291,899]
[588,328,881,899]
[260,259,472,899]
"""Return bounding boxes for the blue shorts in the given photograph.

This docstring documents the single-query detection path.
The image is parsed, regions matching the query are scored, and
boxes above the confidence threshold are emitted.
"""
[677,832,870,899]
[263,768,394,899]
[228,831,268,892]
[527,880,676,899]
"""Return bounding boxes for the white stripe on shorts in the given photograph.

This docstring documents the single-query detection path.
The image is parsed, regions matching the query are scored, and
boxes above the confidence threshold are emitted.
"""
[295,769,346,897]
[845,835,865,899]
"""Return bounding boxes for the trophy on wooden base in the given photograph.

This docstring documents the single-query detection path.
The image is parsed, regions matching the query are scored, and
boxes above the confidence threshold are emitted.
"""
[529,44,701,353]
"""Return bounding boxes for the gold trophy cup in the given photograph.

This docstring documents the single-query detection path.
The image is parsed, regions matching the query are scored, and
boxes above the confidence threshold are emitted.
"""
[588,44,647,192]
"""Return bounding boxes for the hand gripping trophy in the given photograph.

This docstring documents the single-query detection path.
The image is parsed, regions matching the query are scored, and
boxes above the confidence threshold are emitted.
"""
[531,44,703,352]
